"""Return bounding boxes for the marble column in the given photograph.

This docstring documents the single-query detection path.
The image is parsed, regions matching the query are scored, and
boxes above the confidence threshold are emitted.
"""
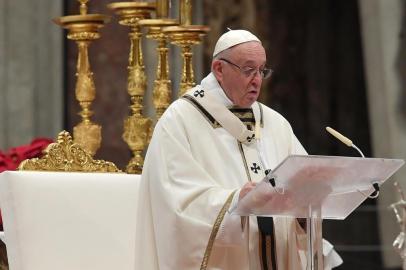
[359,0,406,267]
[0,0,63,150]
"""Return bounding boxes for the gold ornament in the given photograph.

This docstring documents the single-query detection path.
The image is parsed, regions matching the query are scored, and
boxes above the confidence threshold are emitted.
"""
[18,131,121,172]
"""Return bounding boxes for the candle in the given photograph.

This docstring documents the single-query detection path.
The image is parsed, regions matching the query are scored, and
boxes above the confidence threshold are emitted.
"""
[180,0,192,25]
[157,0,169,18]
[78,0,89,15]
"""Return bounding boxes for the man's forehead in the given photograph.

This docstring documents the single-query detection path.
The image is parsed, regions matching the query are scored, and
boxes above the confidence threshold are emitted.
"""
[231,41,264,52]
[230,42,266,62]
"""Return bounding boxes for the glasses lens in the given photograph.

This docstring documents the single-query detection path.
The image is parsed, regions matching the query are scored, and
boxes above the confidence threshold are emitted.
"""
[262,68,273,79]
[241,67,255,78]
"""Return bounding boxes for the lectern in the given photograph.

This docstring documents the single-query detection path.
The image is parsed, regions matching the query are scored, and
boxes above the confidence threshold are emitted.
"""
[231,155,405,270]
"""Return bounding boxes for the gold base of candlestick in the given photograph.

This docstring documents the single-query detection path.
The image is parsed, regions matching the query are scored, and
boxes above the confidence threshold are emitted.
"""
[125,151,144,174]
[163,25,210,96]
[123,113,152,174]
[152,80,171,118]
[73,121,101,156]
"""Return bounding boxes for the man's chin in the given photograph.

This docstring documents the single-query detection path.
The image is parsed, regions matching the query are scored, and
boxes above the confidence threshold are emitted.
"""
[238,98,257,108]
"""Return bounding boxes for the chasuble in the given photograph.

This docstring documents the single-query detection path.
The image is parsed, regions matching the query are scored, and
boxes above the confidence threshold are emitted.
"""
[134,73,335,269]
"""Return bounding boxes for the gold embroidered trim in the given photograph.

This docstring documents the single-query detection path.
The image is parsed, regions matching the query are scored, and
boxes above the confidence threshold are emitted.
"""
[237,140,252,232]
[258,102,264,128]
[238,141,252,182]
[200,190,236,270]
[182,95,221,128]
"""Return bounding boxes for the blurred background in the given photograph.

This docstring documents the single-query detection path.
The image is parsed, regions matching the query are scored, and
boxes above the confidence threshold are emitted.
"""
[1,0,405,269]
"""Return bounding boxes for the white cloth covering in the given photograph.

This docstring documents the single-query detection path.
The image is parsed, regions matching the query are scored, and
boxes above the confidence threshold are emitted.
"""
[135,73,342,270]
[0,171,141,270]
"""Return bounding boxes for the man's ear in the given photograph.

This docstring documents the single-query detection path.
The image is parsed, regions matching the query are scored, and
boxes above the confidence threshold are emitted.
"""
[211,60,223,82]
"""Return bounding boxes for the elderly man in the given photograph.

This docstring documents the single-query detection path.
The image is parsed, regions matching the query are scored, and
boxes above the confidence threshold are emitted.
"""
[135,29,341,269]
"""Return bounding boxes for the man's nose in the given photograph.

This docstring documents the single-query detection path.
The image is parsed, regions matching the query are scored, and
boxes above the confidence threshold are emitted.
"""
[250,71,262,85]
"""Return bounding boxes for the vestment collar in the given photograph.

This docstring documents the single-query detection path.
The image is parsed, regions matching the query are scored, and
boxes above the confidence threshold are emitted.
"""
[200,72,234,107]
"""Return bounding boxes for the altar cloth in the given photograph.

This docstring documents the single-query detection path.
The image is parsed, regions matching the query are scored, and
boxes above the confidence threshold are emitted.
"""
[0,171,140,270]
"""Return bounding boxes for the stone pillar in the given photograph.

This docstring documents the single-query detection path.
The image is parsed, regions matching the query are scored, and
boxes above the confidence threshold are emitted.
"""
[359,0,406,267]
[0,0,63,149]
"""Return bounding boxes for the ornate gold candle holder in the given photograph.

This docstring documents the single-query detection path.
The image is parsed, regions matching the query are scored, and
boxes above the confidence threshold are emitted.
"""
[161,0,210,96]
[162,0,209,97]
[54,0,110,156]
[163,25,209,96]
[138,18,178,119]
[107,2,155,174]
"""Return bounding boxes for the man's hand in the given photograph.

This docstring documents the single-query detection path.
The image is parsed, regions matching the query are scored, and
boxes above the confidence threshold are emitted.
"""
[239,182,257,201]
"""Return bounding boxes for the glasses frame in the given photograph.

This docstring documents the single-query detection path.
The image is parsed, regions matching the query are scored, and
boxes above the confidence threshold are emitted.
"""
[219,58,273,79]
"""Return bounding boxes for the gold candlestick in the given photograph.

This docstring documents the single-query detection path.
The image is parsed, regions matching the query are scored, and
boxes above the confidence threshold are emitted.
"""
[54,0,110,156]
[163,25,209,96]
[163,0,209,96]
[139,18,178,120]
[156,0,169,18]
[108,2,155,174]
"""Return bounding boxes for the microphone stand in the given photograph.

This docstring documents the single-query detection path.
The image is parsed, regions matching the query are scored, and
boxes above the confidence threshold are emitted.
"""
[326,126,379,198]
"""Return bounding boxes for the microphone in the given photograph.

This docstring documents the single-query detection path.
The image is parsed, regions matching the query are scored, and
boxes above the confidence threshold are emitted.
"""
[325,126,365,157]
[325,126,379,197]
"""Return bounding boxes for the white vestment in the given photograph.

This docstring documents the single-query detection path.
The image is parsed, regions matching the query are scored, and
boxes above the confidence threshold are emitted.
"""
[135,73,340,270]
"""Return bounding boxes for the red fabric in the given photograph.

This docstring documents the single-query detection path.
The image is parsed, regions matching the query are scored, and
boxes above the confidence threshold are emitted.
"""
[0,151,13,173]
[0,138,52,172]
[0,137,53,226]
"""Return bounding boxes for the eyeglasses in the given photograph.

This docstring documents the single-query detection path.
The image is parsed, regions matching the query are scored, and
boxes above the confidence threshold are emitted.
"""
[219,58,273,79]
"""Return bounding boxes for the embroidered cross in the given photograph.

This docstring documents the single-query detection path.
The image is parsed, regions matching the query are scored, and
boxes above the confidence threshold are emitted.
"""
[246,134,255,142]
[250,163,261,174]
[194,89,205,98]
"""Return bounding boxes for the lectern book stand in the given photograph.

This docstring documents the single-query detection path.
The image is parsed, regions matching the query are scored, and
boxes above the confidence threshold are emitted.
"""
[231,155,405,270]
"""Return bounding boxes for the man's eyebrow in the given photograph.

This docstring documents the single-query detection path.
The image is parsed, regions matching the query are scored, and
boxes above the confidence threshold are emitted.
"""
[241,60,266,67]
